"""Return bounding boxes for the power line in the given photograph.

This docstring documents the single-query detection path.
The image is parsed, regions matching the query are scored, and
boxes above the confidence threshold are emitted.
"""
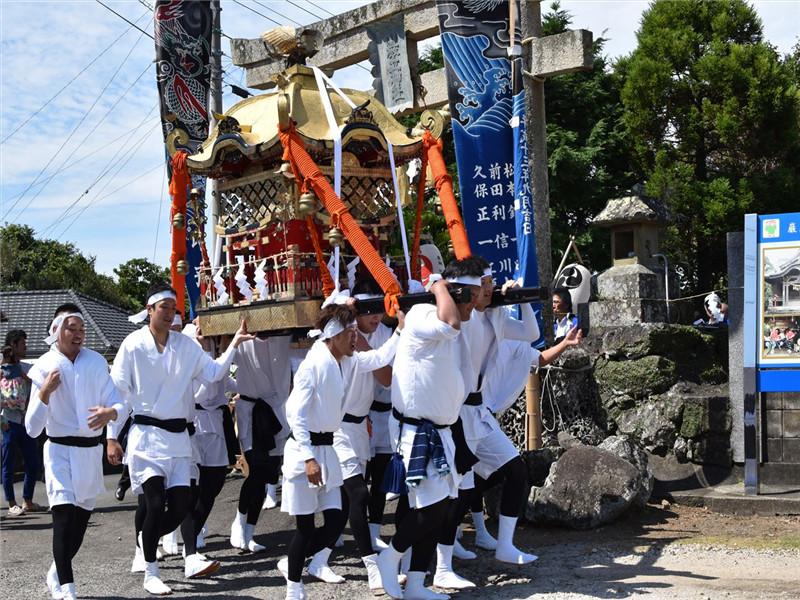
[307,0,336,17]
[3,117,160,205]
[153,163,167,262]
[38,107,160,238]
[231,0,282,28]
[251,0,301,26]
[3,31,150,223]
[56,126,162,241]
[285,0,324,21]
[95,0,154,40]
[0,9,150,145]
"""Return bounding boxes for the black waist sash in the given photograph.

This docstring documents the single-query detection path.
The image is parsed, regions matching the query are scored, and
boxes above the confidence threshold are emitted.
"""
[289,431,334,446]
[239,395,283,461]
[133,414,193,435]
[342,413,367,424]
[49,433,104,448]
[391,407,448,429]
[370,401,391,413]
[464,392,483,406]
[449,417,479,475]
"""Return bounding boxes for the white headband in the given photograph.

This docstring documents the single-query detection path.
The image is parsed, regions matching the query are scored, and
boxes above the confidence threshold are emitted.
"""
[483,268,493,277]
[321,289,351,309]
[308,319,356,341]
[128,290,178,323]
[44,312,84,345]
[353,293,383,301]
[447,275,482,287]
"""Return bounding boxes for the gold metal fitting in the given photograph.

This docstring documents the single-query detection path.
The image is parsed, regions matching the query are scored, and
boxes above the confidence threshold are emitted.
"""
[172,212,186,229]
[176,260,190,276]
[327,227,344,248]
[190,187,202,197]
[298,191,318,216]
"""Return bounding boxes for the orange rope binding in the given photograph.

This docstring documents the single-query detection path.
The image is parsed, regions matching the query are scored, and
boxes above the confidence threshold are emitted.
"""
[279,124,403,313]
[169,150,190,314]
[305,215,335,298]
[422,130,471,259]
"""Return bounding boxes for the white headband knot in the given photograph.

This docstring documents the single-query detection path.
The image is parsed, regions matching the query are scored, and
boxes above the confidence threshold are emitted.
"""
[446,275,483,287]
[128,290,178,324]
[44,312,84,345]
[308,319,356,341]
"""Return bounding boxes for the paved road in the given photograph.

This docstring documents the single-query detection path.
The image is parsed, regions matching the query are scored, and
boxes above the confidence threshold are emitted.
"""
[2,473,800,600]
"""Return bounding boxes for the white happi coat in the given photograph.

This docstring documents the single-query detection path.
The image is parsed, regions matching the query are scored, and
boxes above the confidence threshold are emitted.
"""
[233,336,292,455]
[459,303,539,441]
[390,303,465,507]
[282,335,398,511]
[193,372,236,468]
[110,327,237,491]
[333,323,395,477]
[26,347,123,510]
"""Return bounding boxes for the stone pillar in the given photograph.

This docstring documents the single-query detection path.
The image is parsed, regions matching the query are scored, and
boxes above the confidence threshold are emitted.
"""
[727,231,745,463]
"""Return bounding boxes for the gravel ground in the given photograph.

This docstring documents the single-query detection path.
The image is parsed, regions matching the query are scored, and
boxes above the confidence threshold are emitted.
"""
[2,473,799,599]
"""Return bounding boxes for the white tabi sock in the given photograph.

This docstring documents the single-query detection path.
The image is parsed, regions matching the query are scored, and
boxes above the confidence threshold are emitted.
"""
[262,484,278,510]
[47,561,63,599]
[433,544,476,589]
[452,538,476,560]
[375,542,404,599]
[308,547,345,583]
[285,580,306,600]
[160,529,180,556]
[143,561,172,596]
[362,553,384,593]
[369,522,390,552]
[472,511,497,550]
[230,511,247,549]
[404,571,450,600]
[495,515,538,565]
[244,522,265,553]
[60,583,76,600]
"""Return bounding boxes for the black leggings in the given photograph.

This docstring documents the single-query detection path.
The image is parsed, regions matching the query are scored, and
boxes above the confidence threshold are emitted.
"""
[237,451,280,525]
[287,509,343,582]
[51,504,91,585]
[332,475,373,557]
[367,453,392,525]
[141,476,192,562]
[391,498,448,572]
[471,456,528,518]
[439,488,473,546]
[180,466,227,556]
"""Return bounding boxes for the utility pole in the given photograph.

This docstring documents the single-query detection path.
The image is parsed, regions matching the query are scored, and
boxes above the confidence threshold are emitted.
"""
[209,0,223,265]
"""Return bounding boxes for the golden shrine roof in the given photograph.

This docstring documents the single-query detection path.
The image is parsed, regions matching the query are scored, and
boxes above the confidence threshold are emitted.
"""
[187,64,422,175]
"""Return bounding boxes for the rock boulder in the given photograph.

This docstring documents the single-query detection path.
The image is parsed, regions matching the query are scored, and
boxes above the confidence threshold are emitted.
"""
[525,445,642,529]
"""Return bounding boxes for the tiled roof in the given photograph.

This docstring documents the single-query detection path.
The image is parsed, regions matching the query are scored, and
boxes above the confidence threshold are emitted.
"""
[0,289,138,360]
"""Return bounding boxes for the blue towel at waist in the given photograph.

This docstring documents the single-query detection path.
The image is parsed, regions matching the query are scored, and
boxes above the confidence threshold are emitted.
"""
[405,420,450,488]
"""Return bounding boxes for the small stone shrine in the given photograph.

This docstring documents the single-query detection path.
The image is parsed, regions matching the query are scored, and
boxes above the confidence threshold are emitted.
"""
[589,186,672,326]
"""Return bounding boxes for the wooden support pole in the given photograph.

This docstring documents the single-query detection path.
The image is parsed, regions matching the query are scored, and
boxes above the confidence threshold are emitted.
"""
[525,370,542,450]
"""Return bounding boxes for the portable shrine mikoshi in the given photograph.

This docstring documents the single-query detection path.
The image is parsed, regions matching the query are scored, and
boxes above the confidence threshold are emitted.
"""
[170,60,465,336]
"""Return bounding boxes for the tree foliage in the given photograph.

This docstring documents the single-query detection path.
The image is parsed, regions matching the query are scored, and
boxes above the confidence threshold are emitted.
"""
[114,258,170,310]
[620,0,800,292]
[1,224,133,308]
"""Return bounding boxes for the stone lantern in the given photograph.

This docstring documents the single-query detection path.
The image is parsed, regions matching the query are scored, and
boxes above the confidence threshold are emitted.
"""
[589,187,672,326]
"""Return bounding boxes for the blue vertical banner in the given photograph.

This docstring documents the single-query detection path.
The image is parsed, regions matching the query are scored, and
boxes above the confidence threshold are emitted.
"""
[436,0,542,343]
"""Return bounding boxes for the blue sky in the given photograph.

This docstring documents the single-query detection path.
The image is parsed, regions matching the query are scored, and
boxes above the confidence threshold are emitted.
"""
[1,0,797,276]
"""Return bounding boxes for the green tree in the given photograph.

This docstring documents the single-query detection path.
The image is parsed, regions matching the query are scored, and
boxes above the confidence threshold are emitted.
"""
[114,258,170,310]
[0,224,133,309]
[542,1,637,273]
[620,0,800,292]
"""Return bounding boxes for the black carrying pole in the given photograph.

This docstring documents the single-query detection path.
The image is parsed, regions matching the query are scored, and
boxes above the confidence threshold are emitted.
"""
[354,286,549,315]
